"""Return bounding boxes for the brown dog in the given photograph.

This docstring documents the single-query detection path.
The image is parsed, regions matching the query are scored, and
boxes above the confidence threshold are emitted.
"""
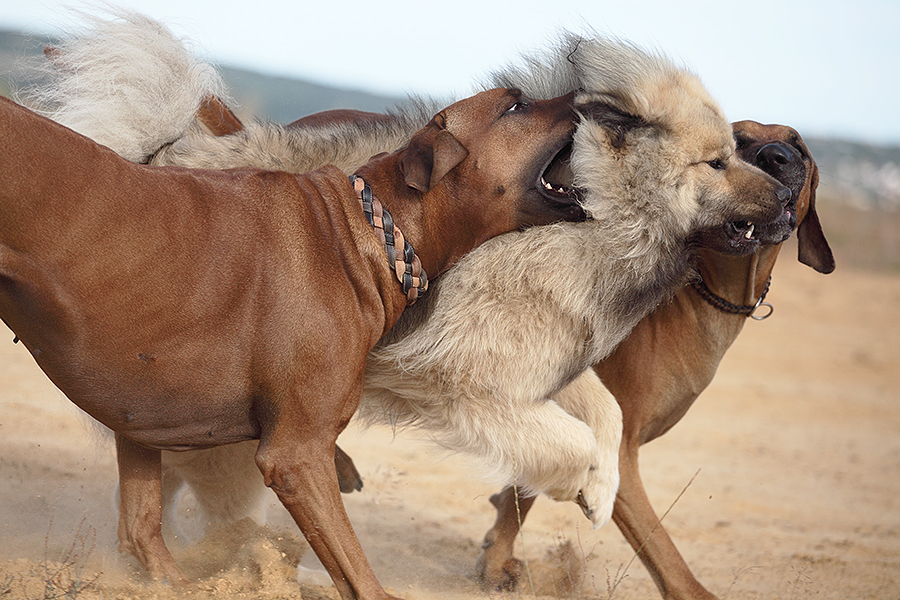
[474,120,835,598]
[0,89,583,600]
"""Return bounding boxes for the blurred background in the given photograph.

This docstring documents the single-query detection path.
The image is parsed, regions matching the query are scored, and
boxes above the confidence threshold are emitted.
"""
[2,0,899,271]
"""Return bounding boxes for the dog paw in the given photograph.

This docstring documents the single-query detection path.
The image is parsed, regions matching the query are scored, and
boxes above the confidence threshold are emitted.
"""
[574,461,618,529]
[475,544,524,592]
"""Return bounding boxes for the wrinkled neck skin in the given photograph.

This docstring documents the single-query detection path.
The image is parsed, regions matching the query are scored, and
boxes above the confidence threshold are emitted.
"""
[354,155,471,283]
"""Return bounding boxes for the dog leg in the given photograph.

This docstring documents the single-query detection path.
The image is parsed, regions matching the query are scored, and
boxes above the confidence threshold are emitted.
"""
[159,459,190,543]
[613,443,718,600]
[474,486,536,590]
[444,391,615,528]
[550,370,622,526]
[115,434,188,584]
[160,441,362,539]
[255,381,398,600]
[168,442,271,527]
[256,437,397,600]
[474,370,621,590]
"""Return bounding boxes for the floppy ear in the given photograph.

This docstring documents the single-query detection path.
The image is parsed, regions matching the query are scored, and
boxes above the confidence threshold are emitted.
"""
[399,118,469,193]
[577,101,648,148]
[797,163,836,274]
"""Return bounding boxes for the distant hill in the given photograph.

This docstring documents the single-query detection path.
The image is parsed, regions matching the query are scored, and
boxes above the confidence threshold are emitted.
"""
[215,64,401,124]
[805,137,900,210]
[2,28,898,271]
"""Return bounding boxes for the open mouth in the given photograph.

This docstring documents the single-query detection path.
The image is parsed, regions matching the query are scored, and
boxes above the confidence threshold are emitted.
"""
[537,141,581,204]
[725,219,760,250]
[727,205,795,250]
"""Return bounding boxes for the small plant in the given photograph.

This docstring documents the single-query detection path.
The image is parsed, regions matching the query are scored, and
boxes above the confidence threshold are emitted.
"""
[787,564,812,600]
[35,518,101,600]
[1,572,14,595]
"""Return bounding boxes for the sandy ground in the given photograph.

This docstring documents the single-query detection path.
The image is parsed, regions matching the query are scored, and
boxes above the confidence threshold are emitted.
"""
[1,235,898,600]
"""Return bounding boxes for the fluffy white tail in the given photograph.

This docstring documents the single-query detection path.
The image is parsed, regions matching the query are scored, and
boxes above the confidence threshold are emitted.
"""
[18,7,227,163]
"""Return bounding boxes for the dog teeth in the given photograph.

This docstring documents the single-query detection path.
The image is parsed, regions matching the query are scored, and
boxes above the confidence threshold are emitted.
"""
[541,177,569,195]
[744,223,755,239]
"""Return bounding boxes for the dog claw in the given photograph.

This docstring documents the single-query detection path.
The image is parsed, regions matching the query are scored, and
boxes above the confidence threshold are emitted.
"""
[575,467,617,529]
[575,490,594,520]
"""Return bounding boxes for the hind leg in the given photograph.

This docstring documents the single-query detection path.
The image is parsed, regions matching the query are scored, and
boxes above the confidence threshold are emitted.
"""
[116,433,188,584]
[165,441,270,528]
[475,486,537,590]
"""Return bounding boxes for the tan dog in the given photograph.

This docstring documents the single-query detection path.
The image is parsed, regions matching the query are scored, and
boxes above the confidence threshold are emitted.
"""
[0,89,583,600]
[474,120,835,598]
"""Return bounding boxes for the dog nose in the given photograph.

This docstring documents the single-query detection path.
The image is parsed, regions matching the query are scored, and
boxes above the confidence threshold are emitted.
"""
[756,142,799,170]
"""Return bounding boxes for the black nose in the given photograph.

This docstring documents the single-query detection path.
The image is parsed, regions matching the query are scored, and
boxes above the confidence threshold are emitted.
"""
[756,142,800,170]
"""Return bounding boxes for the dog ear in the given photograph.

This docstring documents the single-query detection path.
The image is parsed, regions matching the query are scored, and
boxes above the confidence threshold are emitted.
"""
[797,163,835,274]
[399,117,469,193]
[578,101,648,148]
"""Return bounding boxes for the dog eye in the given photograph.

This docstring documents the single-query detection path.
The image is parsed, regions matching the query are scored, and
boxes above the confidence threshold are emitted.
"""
[707,159,726,170]
[505,101,529,114]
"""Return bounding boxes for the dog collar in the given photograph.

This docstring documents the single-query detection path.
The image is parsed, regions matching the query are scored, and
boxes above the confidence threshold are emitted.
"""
[351,175,428,305]
[690,275,773,320]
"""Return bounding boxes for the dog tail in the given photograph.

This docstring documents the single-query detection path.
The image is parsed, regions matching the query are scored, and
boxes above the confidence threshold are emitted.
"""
[17,7,228,163]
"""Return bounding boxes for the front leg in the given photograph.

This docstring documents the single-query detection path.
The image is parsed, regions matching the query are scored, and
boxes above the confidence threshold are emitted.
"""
[474,369,622,591]
[439,375,617,526]
[613,442,718,600]
[550,369,623,526]
[255,378,399,600]
[116,433,188,584]
[335,444,363,493]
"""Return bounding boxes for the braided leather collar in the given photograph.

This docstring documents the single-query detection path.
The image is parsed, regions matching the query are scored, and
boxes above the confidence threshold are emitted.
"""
[351,175,428,305]
[690,275,773,320]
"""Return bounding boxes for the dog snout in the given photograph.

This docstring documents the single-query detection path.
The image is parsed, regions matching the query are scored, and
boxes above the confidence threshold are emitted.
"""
[756,143,804,197]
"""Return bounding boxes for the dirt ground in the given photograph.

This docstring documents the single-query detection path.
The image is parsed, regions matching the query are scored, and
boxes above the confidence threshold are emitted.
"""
[1,234,898,600]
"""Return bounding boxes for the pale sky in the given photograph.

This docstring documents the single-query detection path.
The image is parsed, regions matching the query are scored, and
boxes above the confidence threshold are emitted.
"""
[3,0,899,145]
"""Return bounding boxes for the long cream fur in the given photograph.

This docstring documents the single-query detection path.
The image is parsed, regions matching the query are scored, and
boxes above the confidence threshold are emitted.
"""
[16,7,226,163]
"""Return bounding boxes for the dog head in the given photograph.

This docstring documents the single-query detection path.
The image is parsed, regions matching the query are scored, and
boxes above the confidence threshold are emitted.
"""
[732,120,835,273]
[537,37,795,267]
[396,87,585,234]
